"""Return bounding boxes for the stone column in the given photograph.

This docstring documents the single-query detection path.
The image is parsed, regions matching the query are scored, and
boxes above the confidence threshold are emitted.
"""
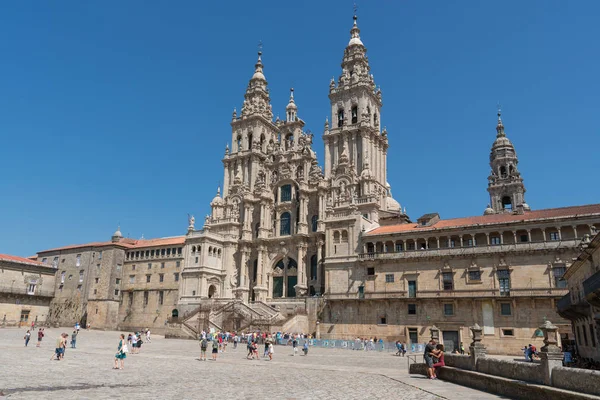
[469,323,487,371]
[539,320,563,386]
[295,244,308,296]
[253,246,268,302]
[316,321,321,339]
[317,240,324,293]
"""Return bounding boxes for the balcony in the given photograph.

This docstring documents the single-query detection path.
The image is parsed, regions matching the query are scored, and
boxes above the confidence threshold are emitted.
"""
[359,239,580,261]
[0,285,54,298]
[325,287,565,301]
[557,294,588,320]
[583,269,600,308]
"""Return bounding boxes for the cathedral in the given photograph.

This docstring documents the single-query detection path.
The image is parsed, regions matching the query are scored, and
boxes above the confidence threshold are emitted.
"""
[181,13,401,306]
[18,14,600,354]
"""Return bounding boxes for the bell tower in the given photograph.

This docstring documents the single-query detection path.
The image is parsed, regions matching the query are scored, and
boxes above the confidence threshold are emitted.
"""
[485,109,529,215]
[324,12,398,217]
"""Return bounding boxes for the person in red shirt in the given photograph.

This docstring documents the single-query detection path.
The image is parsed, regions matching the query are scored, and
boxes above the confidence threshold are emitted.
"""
[432,344,446,378]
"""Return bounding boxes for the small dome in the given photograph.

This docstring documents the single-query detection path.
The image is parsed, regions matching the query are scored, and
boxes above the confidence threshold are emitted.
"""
[483,205,495,215]
[386,196,401,212]
[211,187,223,206]
[522,203,531,211]
[252,71,266,81]
[112,226,123,240]
[348,37,363,46]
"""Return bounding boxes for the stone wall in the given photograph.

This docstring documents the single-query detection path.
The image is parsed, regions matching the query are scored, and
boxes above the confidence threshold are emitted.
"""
[552,367,600,397]
[476,356,543,384]
[443,353,472,370]
[321,296,563,354]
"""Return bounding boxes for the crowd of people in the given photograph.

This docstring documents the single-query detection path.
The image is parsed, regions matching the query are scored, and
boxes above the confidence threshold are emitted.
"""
[194,330,310,361]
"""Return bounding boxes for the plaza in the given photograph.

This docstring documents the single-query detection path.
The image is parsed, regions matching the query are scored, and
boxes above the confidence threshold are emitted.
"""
[0,328,501,400]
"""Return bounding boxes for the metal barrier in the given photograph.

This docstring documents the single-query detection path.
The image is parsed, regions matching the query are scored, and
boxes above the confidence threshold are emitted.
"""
[273,338,426,356]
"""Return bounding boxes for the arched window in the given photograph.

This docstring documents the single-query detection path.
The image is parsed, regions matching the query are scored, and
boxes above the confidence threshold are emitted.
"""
[338,109,344,127]
[285,134,293,150]
[280,184,292,202]
[333,231,340,243]
[217,249,221,258]
[236,135,242,152]
[341,230,349,242]
[208,246,213,256]
[248,133,253,150]
[351,106,358,124]
[311,215,318,232]
[500,166,507,178]
[260,134,265,151]
[373,113,378,126]
[253,259,258,283]
[171,309,179,318]
[191,246,196,253]
[502,196,512,210]
[198,246,201,254]
[310,255,318,280]
[280,212,291,236]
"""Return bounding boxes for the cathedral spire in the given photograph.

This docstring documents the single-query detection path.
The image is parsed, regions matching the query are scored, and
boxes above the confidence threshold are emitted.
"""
[496,105,505,137]
[486,109,529,214]
[240,46,273,120]
[348,12,363,47]
[286,88,298,122]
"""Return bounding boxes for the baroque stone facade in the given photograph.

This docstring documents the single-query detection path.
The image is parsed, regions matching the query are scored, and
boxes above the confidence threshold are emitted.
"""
[12,14,600,354]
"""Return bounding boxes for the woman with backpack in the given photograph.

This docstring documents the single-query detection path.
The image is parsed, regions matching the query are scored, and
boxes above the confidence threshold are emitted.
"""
[211,338,219,361]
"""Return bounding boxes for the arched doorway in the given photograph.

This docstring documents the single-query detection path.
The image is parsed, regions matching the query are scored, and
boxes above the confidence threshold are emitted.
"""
[171,309,179,318]
[208,285,217,299]
[272,258,297,298]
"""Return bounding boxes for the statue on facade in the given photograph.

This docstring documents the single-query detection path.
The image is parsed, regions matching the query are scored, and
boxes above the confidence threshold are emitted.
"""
[187,214,195,229]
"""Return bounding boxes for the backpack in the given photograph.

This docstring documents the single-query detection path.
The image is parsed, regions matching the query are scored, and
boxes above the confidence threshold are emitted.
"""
[201,339,207,349]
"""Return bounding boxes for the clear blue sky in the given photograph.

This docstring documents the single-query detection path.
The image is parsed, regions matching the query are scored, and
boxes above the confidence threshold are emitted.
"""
[1,1,599,257]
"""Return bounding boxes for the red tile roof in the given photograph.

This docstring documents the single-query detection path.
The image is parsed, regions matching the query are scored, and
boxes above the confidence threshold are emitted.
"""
[0,254,51,267]
[38,236,186,253]
[367,204,600,236]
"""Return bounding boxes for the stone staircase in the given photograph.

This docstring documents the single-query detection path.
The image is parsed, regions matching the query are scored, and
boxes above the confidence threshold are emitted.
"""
[180,299,284,337]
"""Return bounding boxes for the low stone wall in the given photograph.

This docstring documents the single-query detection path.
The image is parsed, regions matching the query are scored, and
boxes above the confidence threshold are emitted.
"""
[476,356,543,384]
[444,354,472,371]
[552,367,600,397]
[410,363,598,400]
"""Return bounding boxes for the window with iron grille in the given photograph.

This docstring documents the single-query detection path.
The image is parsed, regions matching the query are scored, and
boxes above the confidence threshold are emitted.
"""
[385,274,394,283]
[498,269,511,295]
[280,185,292,202]
[443,303,454,316]
[553,267,567,288]
[468,270,482,281]
[442,272,453,290]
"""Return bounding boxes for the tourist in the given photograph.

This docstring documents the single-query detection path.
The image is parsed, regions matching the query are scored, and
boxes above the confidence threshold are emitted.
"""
[252,341,259,359]
[459,342,465,355]
[303,340,309,356]
[292,336,298,356]
[432,344,446,377]
[131,332,138,353]
[136,332,143,353]
[36,328,44,347]
[247,340,254,359]
[423,340,437,380]
[75,322,80,332]
[268,341,274,360]
[200,337,208,361]
[233,334,239,349]
[51,333,67,361]
[211,337,219,361]
[114,334,127,369]
[24,330,31,347]
[70,330,78,349]
[146,329,151,343]
[264,338,270,358]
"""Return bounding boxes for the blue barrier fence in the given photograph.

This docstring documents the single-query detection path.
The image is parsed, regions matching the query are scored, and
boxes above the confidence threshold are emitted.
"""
[274,338,425,354]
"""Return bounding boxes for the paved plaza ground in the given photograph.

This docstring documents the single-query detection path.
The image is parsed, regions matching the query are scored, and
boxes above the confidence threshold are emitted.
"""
[0,328,507,400]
